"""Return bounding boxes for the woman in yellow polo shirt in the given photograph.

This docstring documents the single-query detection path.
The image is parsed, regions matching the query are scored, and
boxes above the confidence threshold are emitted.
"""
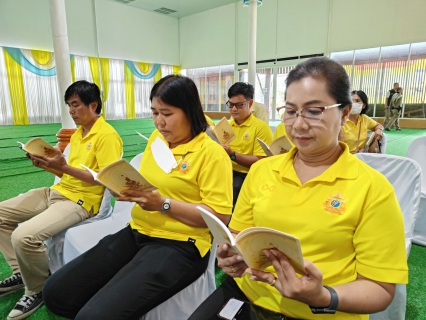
[341,90,384,153]
[189,58,407,319]
[43,75,233,320]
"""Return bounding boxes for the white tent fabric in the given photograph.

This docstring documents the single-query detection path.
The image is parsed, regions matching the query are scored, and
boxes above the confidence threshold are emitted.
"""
[355,153,421,320]
[63,152,218,319]
[407,136,426,246]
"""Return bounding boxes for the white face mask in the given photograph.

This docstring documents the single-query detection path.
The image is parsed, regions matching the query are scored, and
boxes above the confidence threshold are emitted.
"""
[350,102,363,114]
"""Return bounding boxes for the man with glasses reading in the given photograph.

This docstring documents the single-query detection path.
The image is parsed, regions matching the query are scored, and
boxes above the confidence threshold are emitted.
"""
[223,82,273,207]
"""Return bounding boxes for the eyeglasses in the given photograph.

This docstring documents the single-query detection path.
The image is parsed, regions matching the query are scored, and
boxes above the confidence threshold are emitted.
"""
[226,100,249,109]
[277,104,341,124]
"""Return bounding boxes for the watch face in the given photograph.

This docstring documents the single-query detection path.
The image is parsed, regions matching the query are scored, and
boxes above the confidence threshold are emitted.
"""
[162,203,170,211]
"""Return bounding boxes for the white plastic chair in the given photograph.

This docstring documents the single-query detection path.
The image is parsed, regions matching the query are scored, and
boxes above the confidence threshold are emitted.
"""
[355,153,422,320]
[46,144,114,272]
[366,131,387,154]
[407,136,426,246]
[63,152,219,319]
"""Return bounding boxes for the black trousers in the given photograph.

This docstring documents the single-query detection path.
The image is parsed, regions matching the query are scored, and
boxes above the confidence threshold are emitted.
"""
[43,225,209,320]
[233,170,248,208]
[189,276,299,320]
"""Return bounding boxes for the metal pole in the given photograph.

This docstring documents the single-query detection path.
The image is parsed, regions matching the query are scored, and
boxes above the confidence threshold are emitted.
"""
[248,0,257,86]
[49,0,75,129]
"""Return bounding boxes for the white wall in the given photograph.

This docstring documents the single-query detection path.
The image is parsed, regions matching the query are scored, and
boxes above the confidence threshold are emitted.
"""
[329,0,426,52]
[179,3,236,69]
[0,0,179,64]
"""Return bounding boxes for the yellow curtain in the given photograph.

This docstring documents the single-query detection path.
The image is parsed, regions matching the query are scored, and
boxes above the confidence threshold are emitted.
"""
[172,65,181,75]
[70,56,76,83]
[154,67,162,83]
[100,58,110,117]
[3,49,29,125]
[88,57,101,87]
[124,63,135,119]
[30,50,52,65]
[138,62,150,74]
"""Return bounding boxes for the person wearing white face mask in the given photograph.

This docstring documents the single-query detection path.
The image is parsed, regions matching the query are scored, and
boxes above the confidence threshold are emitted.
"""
[341,90,384,154]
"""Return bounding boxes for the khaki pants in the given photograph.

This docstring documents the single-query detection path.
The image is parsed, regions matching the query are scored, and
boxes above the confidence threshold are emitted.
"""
[386,109,401,130]
[0,188,92,295]
[384,107,392,128]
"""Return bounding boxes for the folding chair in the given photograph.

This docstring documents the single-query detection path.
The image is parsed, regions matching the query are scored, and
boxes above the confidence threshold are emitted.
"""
[355,153,421,320]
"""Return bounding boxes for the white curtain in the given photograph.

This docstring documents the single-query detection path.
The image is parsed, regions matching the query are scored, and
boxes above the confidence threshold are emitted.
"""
[22,67,62,124]
[105,59,126,120]
[74,55,94,83]
[0,49,13,125]
[161,65,173,77]
[134,76,154,118]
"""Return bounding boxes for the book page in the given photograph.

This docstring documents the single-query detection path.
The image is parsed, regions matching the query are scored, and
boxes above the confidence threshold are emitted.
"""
[151,137,178,174]
[365,132,375,148]
[94,159,156,196]
[213,117,236,145]
[206,126,220,143]
[197,206,239,255]
[235,227,305,274]
[18,137,56,157]
[256,138,273,157]
[269,135,292,155]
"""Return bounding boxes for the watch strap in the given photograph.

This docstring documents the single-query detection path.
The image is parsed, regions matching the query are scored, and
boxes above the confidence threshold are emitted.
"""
[310,285,339,314]
[161,198,171,214]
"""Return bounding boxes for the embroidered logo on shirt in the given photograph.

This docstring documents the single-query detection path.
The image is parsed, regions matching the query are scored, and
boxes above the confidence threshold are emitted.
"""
[324,191,346,215]
[261,183,276,192]
[86,142,92,151]
[243,133,250,140]
[77,200,84,206]
[179,159,191,174]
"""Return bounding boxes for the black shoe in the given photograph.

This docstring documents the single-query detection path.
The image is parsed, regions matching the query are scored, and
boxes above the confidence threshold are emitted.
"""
[0,273,24,298]
[384,128,391,131]
[7,292,43,320]
[396,128,402,131]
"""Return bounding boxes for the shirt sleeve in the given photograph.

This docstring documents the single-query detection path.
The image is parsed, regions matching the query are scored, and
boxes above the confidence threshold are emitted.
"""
[365,116,378,131]
[95,132,123,170]
[199,145,233,215]
[353,172,408,284]
[253,122,274,156]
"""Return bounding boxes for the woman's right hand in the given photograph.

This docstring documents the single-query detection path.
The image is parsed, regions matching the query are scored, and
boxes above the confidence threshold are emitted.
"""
[216,243,249,277]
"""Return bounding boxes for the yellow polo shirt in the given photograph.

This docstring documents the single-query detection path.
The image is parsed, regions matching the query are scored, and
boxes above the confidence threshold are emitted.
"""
[230,143,408,319]
[273,122,286,140]
[51,117,123,213]
[205,115,215,127]
[129,129,233,257]
[229,114,273,173]
[342,115,377,154]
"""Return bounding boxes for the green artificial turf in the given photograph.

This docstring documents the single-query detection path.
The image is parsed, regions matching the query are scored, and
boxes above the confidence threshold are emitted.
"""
[0,121,425,319]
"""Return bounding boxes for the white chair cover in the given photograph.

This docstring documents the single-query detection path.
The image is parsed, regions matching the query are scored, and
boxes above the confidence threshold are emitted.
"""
[46,144,114,272]
[355,153,422,320]
[407,136,426,246]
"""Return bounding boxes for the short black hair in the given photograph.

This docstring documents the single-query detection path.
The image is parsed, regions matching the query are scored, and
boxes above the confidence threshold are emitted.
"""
[64,80,102,114]
[286,57,352,110]
[228,82,254,100]
[351,90,370,114]
[150,75,208,137]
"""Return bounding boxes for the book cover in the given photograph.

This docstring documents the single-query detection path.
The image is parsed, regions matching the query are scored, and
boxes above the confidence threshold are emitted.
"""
[213,117,236,145]
[17,137,56,157]
[197,206,305,274]
[257,136,292,157]
[81,159,156,196]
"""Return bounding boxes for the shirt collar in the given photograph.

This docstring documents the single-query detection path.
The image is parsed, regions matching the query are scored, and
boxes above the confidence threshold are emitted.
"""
[272,143,359,185]
[229,113,255,127]
[76,116,104,140]
[157,130,207,155]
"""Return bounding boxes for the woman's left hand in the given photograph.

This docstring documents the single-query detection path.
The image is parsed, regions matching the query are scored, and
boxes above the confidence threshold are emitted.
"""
[117,189,164,211]
[248,249,331,307]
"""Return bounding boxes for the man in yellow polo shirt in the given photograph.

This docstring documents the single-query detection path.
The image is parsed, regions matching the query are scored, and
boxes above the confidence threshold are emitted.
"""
[222,82,273,206]
[0,80,123,320]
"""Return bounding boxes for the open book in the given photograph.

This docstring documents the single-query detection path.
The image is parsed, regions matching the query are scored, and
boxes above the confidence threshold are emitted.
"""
[80,159,156,196]
[257,135,292,157]
[197,206,305,274]
[212,117,236,145]
[17,137,56,157]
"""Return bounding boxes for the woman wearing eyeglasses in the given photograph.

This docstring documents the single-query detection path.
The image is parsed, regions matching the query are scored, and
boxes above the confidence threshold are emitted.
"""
[189,58,407,320]
[341,90,384,153]
[43,75,233,320]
